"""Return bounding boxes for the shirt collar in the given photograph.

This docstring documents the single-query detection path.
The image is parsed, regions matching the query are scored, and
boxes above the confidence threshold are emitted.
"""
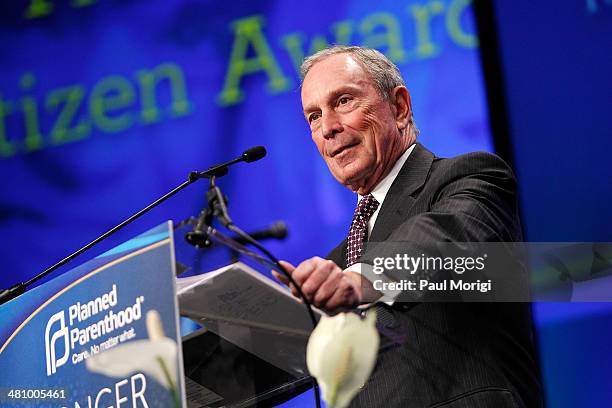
[359,143,416,205]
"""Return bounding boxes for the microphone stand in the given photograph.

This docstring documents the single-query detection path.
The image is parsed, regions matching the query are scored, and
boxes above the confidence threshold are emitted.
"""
[0,177,193,305]
[190,175,323,408]
[0,148,252,306]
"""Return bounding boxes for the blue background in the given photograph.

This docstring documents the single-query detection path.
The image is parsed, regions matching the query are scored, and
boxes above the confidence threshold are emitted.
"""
[490,1,612,406]
[1,0,611,406]
[0,0,490,288]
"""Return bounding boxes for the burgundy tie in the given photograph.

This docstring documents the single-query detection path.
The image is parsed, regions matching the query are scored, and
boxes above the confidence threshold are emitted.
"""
[346,194,379,267]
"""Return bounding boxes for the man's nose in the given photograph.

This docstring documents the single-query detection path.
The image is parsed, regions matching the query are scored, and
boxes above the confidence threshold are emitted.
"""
[320,111,343,139]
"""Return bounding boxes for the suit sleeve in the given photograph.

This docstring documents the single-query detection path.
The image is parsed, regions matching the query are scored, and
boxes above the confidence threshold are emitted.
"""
[360,152,524,302]
[391,152,520,243]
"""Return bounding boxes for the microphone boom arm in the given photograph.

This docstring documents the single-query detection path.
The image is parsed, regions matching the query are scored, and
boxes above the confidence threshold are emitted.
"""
[0,146,267,306]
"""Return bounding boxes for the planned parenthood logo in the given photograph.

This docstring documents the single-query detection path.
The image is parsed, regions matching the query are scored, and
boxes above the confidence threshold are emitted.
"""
[44,310,69,376]
[42,284,144,376]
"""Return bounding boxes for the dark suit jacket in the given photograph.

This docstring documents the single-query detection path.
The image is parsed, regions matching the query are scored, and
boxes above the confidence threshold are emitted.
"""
[327,144,543,408]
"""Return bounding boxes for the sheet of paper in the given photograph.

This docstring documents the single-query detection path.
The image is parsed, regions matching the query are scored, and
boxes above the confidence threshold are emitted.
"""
[177,262,321,375]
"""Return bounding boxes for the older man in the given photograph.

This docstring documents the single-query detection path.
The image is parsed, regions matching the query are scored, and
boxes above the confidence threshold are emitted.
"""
[274,46,542,407]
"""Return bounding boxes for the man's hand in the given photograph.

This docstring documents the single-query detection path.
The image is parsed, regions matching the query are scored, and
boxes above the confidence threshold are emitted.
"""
[272,257,373,313]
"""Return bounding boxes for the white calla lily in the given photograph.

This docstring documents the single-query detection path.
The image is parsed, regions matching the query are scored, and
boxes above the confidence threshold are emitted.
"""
[307,310,379,408]
[86,310,180,407]
[86,336,177,387]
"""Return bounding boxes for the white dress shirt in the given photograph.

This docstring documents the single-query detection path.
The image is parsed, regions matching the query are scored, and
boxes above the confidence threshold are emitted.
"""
[346,143,416,305]
[359,143,416,236]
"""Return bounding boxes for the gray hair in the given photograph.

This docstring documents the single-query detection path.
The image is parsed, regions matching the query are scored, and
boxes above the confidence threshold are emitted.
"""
[300,45,419,137]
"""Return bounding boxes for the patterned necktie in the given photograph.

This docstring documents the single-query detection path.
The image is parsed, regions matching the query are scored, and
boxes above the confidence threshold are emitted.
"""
[346,194,379,267]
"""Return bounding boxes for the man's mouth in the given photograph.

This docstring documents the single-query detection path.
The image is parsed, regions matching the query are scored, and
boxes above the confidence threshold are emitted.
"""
[330,142,358,158]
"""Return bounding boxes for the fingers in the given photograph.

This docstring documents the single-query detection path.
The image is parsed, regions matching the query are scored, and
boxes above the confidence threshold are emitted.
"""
[273,261,298,296]
[291,258,318,286]
[278,260,295,273]
[273,257,362,313]
[276,260,296,286]
[274,257,336,301]
[300,259,336,300]
[272,270,290,285]
[311,267,342,307]
[323,277,361,311]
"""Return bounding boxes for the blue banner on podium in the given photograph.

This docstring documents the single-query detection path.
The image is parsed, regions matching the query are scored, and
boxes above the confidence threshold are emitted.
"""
[0,222,185,408]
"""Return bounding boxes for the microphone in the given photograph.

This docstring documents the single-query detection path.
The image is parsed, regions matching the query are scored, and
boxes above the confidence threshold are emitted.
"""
[242,146,267,162]
[233,221,288,244]
[184,147,268,247]
[190,146,267,180]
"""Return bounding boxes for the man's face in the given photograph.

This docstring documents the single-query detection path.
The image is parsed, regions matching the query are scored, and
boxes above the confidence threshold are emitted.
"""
[301,53,406,194]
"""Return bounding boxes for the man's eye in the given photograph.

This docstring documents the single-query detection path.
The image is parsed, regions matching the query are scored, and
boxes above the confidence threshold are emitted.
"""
[338,96,350,105]
[309,113,321,123]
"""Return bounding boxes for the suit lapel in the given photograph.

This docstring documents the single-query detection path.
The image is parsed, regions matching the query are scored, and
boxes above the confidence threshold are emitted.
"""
[368,143,434,243]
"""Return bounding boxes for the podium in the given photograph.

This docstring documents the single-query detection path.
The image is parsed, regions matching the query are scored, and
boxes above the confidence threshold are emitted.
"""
[0,221,316,407]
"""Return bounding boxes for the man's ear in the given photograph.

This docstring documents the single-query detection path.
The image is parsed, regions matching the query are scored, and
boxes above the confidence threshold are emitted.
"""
[390,86,411,131]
